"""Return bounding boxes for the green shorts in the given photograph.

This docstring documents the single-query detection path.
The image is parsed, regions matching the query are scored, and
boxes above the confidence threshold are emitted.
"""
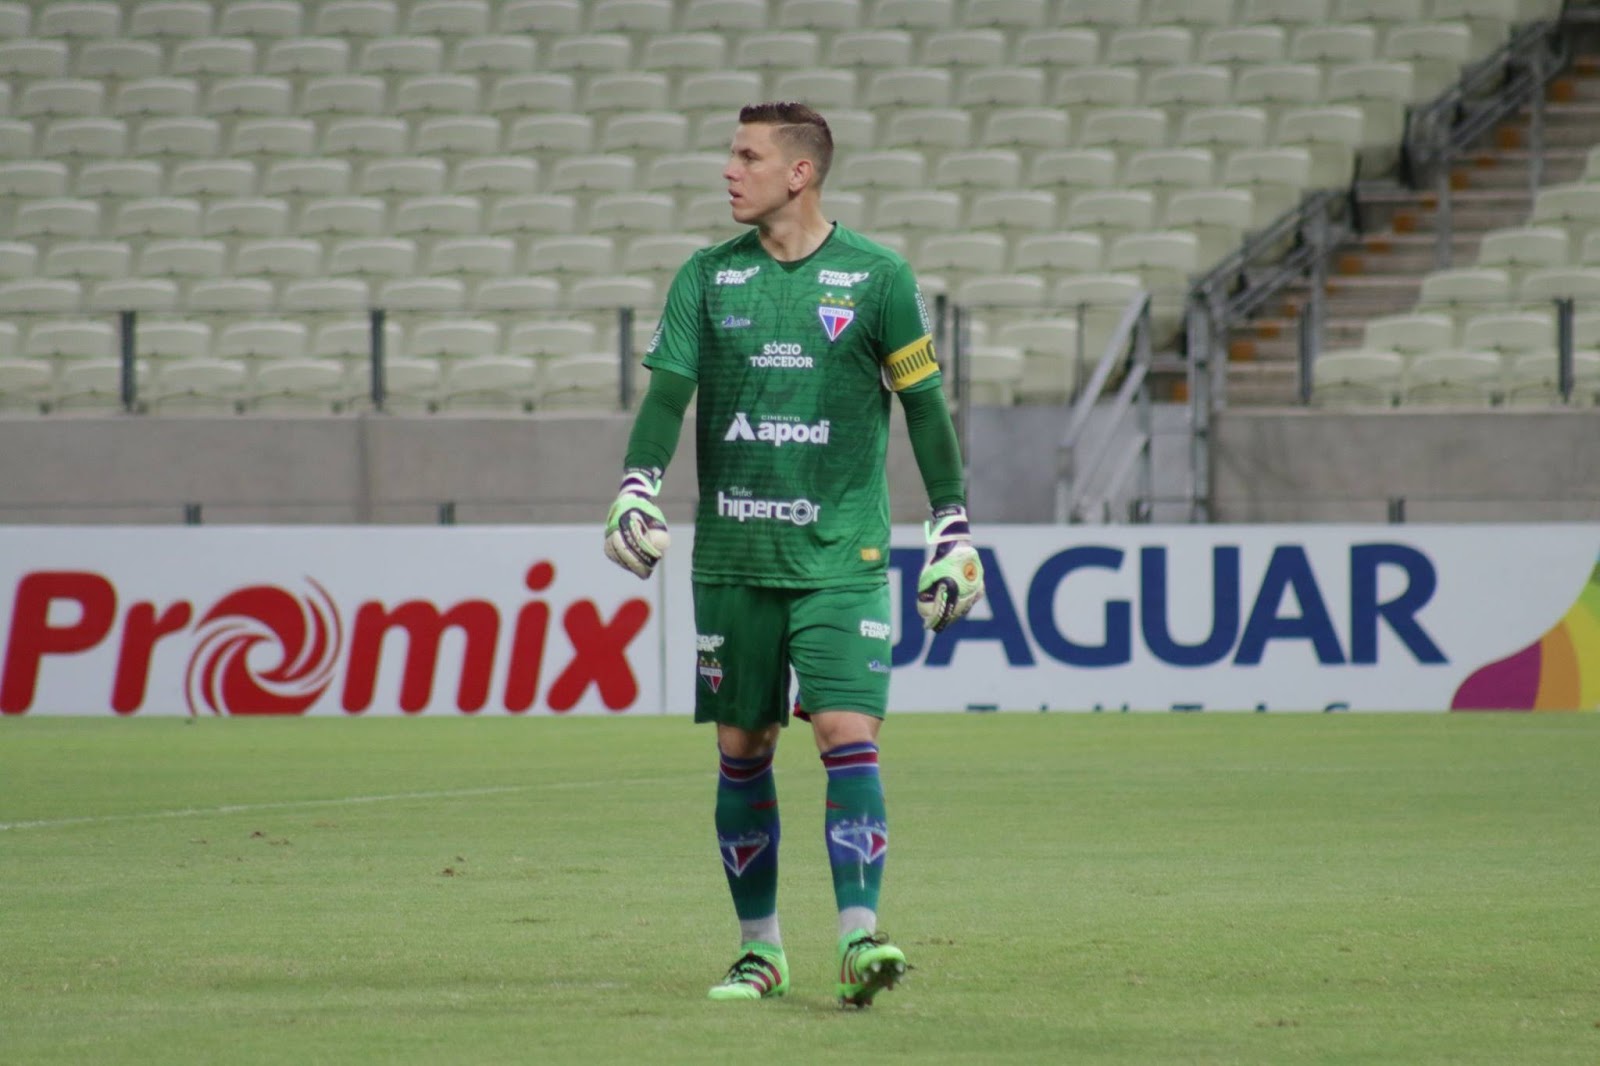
[692,581,893,730]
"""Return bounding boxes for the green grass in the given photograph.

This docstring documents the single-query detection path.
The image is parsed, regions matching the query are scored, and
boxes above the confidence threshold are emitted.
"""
[2,713,1598,1066]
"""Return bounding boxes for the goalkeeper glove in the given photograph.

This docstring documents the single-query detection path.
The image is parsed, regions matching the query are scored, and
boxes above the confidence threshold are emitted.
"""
[916,504,984,632]
[603,468,669,579]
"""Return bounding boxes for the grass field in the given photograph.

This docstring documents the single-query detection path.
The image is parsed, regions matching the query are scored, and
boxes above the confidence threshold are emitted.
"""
[2,713,1597,1066]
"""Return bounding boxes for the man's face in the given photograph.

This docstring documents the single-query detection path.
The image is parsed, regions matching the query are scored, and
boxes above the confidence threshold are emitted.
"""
[723,122,798,226]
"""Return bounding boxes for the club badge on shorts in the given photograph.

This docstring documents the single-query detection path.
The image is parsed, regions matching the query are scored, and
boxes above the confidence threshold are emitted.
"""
[818,294,855,341]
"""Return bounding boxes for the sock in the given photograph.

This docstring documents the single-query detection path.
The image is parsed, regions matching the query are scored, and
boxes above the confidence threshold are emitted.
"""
[715,749,781,947]
[821,742,887,939]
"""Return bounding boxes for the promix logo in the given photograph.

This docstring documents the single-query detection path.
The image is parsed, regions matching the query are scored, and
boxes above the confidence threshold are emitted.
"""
[0,564,651,716]
[723,412,831,447]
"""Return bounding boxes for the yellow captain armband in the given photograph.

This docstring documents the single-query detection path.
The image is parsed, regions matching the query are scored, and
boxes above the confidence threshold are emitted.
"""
[884,334,939,391]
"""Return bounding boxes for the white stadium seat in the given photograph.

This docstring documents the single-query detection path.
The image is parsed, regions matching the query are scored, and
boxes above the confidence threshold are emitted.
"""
[261,159,351,198]
[777,0,862,32]
[203,198,290,240]
[218,0,302,36]
[234,238,323,279]
[1013,232,1103,273]
[498,0,580,33]
[453,35,536,75]
[44,241,131,280]
[1404,350,1502,406]
[471,276,561,313]
[0,40,68,80]
[359,157,447,198]
[149,359,248,415]
[358,37,444,76]
[1312,349,1403,407]
[454,158,538,197]
[216,320,309,362]
[205,78,294,120]
[171,38,257,78]
[281,278,371,313]
[264,38,350,78]
[139,321,213,362]
[78,160,163,200]
[130,0,215,39]
[833,29,913,69]
[683,0,771,31]
[187,277,274,313]
[440,356,540,412]
[0,161,69,199]
[427,237,515,278]
[1461,311,1556,356]
[251,360,353,414]
[89,278,179,313]
[1363,312,1456,356]
[405,319,497,364]
[23,318,112,359]
[14,198,99,240]
[38,1,122,39]
[407,0,489,37]
[300,76,386,121]
[139,240,228,281]
[328,238,418,278]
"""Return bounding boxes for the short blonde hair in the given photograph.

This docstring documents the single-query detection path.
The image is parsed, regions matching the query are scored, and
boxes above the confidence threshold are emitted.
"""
[737,101,834,187]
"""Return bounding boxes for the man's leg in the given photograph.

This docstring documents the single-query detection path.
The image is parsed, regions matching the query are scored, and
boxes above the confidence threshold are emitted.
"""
[809,711,886,938]
[695,583,793,1000]
[714,723,784,952]
[810,711,907,1007]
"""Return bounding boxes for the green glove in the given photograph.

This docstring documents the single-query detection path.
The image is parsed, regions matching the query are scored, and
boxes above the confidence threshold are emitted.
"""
[916,505,984,631]
[603,468,669,579]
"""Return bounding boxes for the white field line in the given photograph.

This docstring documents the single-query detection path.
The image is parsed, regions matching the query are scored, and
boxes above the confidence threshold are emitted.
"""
[0,775,698,833]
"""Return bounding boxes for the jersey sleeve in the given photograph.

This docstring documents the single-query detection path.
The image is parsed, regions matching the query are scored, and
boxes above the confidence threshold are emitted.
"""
[876,258,940,393]
[641,253,704,380]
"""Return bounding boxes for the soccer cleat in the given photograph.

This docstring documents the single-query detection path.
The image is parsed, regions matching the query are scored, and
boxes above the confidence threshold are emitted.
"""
[707,942,789,1001]
[836,930,908,1008]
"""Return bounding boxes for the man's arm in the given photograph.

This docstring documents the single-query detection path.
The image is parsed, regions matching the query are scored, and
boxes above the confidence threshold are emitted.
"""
[604,255,702,579]
[898,383,964,509]
[604,370,696,579]
[898,381,983,630]
[623,366,696,474]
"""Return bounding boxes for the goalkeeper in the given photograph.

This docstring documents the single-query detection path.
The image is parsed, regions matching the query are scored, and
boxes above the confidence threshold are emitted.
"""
[604,102,983,1008]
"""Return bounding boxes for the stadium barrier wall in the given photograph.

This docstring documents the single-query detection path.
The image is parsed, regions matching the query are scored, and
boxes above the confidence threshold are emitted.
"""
[1,525,1595,716]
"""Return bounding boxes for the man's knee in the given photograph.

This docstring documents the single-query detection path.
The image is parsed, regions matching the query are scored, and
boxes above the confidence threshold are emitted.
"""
[808,710,881,752]
[717,722,780,759]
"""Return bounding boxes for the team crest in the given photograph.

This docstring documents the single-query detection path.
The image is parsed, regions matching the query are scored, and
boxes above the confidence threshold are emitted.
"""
[818,294,855,342]
[827,819,888,864]
[719,831,771,875]
[698,654,724,692]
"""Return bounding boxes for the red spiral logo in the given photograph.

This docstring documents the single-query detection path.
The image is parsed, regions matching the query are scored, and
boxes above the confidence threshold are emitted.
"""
[185,580,343,716]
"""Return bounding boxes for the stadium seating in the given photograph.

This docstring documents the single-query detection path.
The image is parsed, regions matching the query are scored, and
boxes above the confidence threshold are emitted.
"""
[0,0,1570,414]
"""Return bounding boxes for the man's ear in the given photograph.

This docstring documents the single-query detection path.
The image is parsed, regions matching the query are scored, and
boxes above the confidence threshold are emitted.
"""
[788,157,813,194]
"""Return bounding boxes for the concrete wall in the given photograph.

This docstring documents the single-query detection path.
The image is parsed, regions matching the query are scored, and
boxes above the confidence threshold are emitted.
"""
[0,412,928,525]
[1,407,1595,526]
[1210,408,1600,522]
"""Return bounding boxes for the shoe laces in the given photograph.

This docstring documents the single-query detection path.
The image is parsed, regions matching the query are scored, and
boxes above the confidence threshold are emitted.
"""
[843,931,890,955]
[721,951,773,985]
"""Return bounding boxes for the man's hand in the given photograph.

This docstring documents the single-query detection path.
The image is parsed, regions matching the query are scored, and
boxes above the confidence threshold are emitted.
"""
[604,468,670,579]
[916,505,984,631]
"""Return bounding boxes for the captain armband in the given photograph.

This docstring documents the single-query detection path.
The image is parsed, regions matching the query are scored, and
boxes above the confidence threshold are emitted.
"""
[883,334,939,391]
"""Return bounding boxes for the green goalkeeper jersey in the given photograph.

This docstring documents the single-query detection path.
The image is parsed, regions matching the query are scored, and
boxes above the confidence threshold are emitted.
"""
[643,224,942,588]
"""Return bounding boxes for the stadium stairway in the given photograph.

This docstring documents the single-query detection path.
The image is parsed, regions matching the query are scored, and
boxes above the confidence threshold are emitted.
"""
[1224,51,1600,405]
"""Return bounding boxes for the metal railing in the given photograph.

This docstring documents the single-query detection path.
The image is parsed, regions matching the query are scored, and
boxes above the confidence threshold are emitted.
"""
[4,306,652,415]
[1185,190,1354,519]
[1402,19,1569,269]
[1053,291,1157,524]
